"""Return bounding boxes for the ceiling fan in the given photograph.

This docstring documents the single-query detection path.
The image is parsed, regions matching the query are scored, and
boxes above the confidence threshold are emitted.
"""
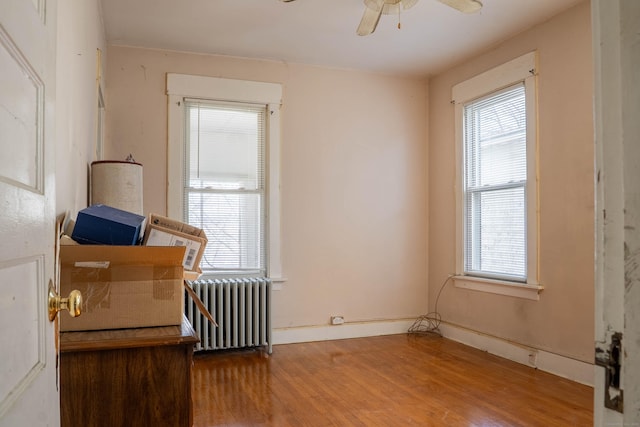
[280,0,483,36]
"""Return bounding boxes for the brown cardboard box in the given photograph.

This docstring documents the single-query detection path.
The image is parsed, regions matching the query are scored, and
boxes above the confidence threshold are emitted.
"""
[143,214,207,279]
[59,245,185,332]
[147,213,207,239]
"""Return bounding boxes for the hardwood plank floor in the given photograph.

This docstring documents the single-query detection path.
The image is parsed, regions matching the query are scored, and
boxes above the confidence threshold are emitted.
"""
[192,334,592,426]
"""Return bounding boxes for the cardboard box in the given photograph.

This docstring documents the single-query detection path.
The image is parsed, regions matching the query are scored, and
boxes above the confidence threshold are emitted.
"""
[143,214,207,277]
[72,204,146,245]
[147,214,207,239]
[59,245,185,332]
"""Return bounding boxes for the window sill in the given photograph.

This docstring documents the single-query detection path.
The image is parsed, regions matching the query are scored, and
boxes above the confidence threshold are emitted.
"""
[453,275,543,301]
[270,277,287,291]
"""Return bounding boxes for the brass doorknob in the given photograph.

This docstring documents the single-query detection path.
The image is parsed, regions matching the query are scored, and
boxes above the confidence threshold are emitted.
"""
[48,283,82,321]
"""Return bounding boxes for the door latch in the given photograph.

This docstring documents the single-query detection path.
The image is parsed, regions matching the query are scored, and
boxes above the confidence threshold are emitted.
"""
[595,331,623,413]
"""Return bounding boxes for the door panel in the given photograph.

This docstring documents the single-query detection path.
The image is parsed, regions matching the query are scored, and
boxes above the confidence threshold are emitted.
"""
[0,0,58,425]
[0,258,43,409]
[0,26,42,191]
[593,0,640,425]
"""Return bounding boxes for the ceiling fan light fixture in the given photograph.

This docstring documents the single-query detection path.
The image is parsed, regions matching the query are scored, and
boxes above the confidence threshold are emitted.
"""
[436,0,482,14]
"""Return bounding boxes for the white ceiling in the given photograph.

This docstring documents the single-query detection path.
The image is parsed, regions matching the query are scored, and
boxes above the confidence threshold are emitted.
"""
[101,0,584,77]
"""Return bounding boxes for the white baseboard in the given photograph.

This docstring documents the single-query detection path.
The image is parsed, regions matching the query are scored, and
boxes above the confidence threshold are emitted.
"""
[438,322,595,386]
[273,318,415,345]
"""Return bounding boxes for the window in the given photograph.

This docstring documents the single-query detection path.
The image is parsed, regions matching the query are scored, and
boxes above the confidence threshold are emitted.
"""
[453,52,542,299]
[463,84,526,281]
[185,100,266,275]
[167,74,283,279]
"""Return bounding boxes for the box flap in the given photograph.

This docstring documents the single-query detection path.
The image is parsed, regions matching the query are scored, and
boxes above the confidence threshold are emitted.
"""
[148,213,207,242]
[144,225,206,272]
[60,245,186,267]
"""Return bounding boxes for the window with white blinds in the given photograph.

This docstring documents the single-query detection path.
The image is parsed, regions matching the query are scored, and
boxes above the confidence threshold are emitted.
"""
[453,52,539,292]
[167,74,282,280]
[184,100,266,275]
[463,84,527,281]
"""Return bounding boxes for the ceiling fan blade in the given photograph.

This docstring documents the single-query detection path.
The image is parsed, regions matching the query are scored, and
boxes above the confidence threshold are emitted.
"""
[357,0,385,36]
[437,0,482,14]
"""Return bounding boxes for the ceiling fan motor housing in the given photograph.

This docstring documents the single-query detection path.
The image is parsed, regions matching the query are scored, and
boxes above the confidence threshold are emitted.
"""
[363,0,418,15]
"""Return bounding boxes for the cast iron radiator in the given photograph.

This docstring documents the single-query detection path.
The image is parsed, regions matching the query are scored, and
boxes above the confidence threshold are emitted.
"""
[185,278,272,354]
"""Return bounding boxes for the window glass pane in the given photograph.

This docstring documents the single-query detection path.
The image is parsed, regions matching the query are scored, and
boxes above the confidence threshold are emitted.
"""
[465,187,526,278]
[465,85,526,189]
[188,104,263,191]
[187,191,263,272]
[463,83,527,280]
[185,100,266,275]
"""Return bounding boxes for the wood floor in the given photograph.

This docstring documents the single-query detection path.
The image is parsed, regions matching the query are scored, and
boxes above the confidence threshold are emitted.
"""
[192,334,593,426]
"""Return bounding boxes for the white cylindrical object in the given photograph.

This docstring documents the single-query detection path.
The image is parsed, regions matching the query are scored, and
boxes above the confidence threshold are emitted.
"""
[91,161,143,215]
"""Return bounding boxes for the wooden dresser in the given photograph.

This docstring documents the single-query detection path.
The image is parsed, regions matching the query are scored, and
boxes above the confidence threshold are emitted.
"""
[59,317,199,427]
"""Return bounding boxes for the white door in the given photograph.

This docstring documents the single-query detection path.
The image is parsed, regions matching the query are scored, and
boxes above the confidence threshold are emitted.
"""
[593,0,640,425]
[0,0,59,426]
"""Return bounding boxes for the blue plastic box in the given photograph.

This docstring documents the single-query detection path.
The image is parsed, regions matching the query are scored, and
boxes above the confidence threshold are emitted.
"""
[72,204,146,245]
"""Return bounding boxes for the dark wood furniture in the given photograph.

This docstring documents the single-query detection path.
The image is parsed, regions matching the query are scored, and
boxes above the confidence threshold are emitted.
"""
[59,316,199,427]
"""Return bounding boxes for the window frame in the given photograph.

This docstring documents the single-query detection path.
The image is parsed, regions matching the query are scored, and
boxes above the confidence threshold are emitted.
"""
[452,52,543,300]
[166,73,283,280]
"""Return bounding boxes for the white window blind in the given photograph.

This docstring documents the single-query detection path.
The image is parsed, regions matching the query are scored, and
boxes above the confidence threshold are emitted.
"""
[463,83,527,281]
[184,99,266,275]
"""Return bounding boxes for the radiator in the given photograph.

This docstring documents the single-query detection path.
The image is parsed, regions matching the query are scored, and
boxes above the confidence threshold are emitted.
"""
[185,278,272,354]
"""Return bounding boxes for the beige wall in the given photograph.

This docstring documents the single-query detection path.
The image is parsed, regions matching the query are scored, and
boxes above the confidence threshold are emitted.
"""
[56,0,106,217]
[428,1,594,362]
[103,2,594,353]
[105,48,429,330]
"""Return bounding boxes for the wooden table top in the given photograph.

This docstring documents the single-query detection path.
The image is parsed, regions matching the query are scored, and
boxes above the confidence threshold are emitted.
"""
[60,315,199,353]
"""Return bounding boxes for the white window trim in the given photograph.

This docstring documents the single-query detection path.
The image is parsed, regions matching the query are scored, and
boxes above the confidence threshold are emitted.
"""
[452,52,543,300]
[166,73,284,281]
[454,275,542,301]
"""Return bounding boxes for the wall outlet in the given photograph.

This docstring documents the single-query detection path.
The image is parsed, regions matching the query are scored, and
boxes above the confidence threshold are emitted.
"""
[331,316,345,325]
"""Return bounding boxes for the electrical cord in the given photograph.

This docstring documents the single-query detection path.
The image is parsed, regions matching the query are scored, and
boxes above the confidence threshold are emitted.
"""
[407,274,454,337]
